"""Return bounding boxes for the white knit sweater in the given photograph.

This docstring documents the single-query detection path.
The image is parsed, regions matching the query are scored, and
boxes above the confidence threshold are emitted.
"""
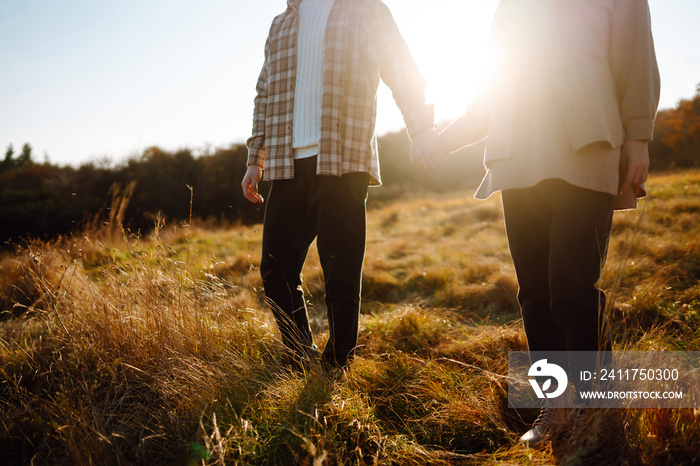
[292,0,335,159]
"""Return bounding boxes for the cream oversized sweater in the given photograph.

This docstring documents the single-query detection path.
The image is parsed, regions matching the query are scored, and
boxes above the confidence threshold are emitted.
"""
[441,0,660,209]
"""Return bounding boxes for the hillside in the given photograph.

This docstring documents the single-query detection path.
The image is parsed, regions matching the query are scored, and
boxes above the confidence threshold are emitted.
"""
[1,170,699,465]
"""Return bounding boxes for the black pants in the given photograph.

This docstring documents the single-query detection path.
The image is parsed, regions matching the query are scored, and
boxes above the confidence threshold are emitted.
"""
[502,179,615,356]
[260,157,369,367]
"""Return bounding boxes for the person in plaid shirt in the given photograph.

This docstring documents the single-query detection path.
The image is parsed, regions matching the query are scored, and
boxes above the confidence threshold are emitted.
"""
[241,0,445,370]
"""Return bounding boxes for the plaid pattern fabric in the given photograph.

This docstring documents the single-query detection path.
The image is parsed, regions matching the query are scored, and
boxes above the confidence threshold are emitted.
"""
[247,0,434,185]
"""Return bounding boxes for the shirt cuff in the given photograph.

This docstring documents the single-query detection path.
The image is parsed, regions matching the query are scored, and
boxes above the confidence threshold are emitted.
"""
[404,104,435,140]
[624,119,655,142]
[247,147,265,170]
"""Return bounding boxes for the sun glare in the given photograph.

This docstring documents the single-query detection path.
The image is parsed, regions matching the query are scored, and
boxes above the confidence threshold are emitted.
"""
[378,0,499,132]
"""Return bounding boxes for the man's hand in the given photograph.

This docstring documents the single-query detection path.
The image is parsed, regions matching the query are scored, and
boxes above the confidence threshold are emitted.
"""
[241,165,264,204]
[618,140,649,196]
[410,128,448,171]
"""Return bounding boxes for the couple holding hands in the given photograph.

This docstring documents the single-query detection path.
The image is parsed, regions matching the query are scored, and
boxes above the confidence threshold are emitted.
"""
[242,0,659,446]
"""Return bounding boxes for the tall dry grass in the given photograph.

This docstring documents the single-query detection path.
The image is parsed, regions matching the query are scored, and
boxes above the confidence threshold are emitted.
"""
[1,170,699,465]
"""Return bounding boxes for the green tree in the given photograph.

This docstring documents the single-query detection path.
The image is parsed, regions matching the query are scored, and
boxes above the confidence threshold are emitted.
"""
[17,143,33,167]
[1,144,15,172]
[1,143,35,172]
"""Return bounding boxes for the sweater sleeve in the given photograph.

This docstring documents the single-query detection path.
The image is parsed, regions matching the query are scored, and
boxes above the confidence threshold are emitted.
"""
[437,3,512,153]
[362,1,435,139]
[609,0,660,142]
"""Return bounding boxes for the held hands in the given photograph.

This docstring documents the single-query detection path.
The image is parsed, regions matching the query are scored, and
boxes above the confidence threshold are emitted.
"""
[242,130,449,201]
[410,128,449,171]
[241,165,264,204]
[618,140,650,196]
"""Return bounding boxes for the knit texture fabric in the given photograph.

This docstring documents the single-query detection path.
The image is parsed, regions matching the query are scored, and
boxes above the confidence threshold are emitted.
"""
[292,0,335,159]
[474,19,621,202]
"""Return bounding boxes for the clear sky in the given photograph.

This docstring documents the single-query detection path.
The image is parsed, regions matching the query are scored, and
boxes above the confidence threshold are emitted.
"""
[1,0,698,167]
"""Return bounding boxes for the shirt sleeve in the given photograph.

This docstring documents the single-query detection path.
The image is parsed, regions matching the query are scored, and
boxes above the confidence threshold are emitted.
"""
[246,35,271,168]
[361,1,435,139]
[609,0,660,142]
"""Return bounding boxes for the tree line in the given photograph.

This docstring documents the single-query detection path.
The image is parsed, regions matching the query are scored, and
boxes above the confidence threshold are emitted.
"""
[2,144,35,172]
[0,131,489,244]
[649,84,700,169]
[1,86,698,243]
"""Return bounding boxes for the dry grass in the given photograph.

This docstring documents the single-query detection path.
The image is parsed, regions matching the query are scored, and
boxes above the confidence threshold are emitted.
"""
[1,170,699,465]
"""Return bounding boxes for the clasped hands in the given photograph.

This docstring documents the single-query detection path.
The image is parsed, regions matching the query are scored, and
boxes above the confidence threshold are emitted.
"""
[410,128,449,171]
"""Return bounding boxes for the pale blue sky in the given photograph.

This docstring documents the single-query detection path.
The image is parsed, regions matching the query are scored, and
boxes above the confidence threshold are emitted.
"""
[0,0,698,166]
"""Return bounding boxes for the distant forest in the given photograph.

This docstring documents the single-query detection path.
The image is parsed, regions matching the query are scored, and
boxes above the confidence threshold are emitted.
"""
[1,85,699,243]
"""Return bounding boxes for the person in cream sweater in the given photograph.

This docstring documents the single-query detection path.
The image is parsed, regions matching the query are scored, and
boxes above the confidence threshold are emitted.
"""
[434,0,660,445]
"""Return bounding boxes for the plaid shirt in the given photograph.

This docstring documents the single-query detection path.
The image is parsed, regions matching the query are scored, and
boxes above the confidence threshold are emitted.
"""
[246,0,435,185]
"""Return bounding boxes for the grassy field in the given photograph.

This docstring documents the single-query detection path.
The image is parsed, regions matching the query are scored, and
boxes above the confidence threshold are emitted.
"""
[1,170,699,465]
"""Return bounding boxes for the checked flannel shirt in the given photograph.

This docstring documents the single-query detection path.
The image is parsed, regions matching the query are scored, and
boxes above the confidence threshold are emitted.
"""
[246,0,435,186]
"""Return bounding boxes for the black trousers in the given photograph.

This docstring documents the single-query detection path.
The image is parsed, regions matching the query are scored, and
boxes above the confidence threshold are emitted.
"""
[501,179,615,356]
[260,157,369,367]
